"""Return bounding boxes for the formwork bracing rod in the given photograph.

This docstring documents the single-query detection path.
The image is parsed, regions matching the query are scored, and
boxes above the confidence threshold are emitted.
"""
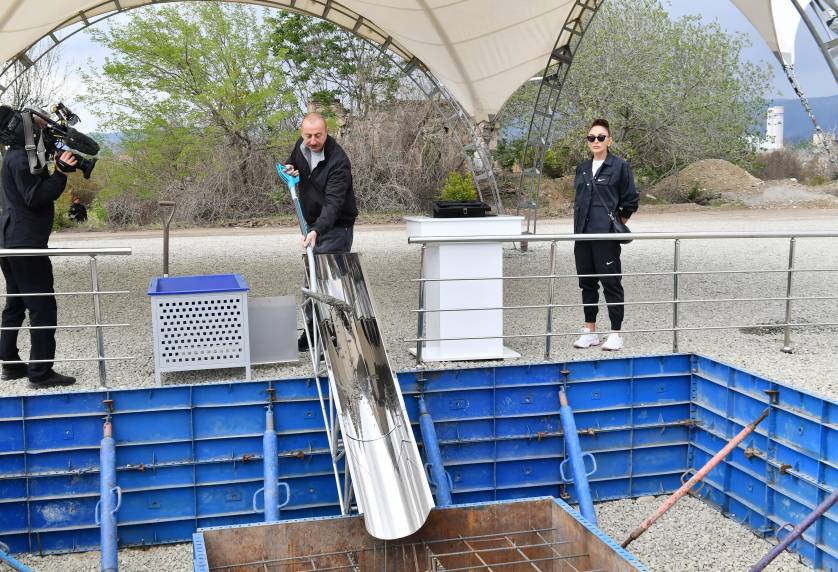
[263,407,280,522]
[749,486,838,572]
[621,408,769,548]
[0,542,32,572]
[98,419,121,572]
[558,389,597,525]
[418,393,452,506]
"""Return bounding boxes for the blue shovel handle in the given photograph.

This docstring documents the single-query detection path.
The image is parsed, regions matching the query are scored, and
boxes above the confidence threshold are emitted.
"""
[275,164,300,188]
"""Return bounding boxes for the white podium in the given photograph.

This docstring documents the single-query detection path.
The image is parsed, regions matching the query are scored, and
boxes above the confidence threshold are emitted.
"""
[405,215,523,362]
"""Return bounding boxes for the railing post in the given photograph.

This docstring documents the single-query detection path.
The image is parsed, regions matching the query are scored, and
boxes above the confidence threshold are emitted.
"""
[672,239,681,353]
[782,237,796,353]
[89,256,107,387]
[544,241,557,360]
[416,244,427,365]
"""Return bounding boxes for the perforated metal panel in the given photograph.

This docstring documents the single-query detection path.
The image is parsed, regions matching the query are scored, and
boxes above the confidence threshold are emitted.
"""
[150,292,251,384]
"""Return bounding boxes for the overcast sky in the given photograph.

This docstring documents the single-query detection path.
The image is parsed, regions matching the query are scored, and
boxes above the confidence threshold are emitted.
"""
[49,1,837,132]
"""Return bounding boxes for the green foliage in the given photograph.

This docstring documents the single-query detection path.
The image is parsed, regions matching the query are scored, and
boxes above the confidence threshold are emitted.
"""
[267,13,401,116]
[90,199,109,224]
[687,185,701,203]
[52,191,72,230]
[498,0,773,182]
[81,4,301,223]
[438,172,477,201]
[493,139,523,171]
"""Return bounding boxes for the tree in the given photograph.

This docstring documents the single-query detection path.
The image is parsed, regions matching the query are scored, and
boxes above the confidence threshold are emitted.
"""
[81,3,301,223]
[499,0,773,182]
[0,42,75,110]
[267,13,401,116]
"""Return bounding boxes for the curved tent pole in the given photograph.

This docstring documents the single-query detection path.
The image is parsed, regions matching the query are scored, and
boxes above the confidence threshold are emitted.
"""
[788,0,838,169]
[517,0,838,243]
[782,63,837,168]
[0,0,502,213]
[796,0,838,83]
[515,0,603,244]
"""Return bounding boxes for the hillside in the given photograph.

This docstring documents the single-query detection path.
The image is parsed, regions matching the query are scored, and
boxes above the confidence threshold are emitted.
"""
[772,94,838,142]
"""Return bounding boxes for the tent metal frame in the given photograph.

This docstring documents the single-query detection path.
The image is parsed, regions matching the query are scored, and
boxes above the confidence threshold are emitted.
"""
[517,0,838,240]
[0,0,502,212]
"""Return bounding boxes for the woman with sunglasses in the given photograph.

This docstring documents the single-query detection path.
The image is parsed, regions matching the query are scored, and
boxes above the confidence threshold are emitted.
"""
[572,118,639,351]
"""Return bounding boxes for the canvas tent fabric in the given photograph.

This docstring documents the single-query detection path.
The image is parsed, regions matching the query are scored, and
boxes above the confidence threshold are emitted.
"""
[0,0,805,119]
[730,0,807,65]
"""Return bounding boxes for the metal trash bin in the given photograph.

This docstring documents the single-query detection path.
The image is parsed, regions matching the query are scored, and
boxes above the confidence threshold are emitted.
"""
[148,274,251,385]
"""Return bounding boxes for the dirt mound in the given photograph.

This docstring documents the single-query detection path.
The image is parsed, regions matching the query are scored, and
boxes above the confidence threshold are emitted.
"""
[652,159,762,203]
[538,175,574,215]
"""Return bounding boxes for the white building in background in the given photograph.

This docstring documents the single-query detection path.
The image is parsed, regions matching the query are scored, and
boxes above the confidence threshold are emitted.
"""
[765,106,784,150]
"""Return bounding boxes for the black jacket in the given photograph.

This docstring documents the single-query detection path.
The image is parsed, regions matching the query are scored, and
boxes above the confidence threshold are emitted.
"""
[286,135,357,235]
[0,147,68,248]
[573,152,639,234]
[69,202,88,222]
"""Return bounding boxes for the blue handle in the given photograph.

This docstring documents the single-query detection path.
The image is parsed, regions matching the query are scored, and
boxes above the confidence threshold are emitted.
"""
[275,164,299,188]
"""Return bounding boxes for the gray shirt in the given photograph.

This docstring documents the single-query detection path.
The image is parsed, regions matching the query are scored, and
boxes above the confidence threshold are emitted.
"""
[300,142,325,171]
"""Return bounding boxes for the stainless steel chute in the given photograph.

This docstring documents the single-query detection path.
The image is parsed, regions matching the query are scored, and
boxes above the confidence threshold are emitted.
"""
[304,253,434,540]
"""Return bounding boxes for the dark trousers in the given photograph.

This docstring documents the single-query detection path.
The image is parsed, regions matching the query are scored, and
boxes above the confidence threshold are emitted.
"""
[574,240,624,331]
[304,226,354,332]
[0,256,57,378]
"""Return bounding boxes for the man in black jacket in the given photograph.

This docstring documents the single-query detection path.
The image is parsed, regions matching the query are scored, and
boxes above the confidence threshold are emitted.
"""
[68,196,88,223]
[284,112,357,352]
[0,136,78,386]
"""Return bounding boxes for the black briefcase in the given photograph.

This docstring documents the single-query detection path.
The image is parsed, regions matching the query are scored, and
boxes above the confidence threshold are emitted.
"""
[432,200,492,218]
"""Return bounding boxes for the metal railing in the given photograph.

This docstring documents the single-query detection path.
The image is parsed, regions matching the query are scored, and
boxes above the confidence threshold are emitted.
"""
[408,231,838,364]
[0,247,133,387]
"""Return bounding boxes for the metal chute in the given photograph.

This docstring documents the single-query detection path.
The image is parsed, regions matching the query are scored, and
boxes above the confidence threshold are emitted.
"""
[305,253,434,539]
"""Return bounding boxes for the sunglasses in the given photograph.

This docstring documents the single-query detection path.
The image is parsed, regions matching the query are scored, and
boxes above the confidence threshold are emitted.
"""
[586,134,608,143]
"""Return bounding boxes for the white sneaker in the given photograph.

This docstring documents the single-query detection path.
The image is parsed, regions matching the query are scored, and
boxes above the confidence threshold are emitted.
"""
[602,333,624,351]
[573,328,601,348]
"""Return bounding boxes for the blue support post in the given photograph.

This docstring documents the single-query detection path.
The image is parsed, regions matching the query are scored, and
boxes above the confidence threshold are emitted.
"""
[418,394,451,506]
[559,388,597,526]
[262,407,279,522]
[0,542,32,572]
[97,419,120,572]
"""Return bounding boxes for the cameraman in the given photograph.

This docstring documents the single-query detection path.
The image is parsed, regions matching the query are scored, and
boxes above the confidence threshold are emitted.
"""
[0,119,78,387]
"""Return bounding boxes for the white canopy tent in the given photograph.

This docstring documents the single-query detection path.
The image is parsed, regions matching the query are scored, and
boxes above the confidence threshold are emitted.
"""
[730,0,809,65]
[0,0,828,122]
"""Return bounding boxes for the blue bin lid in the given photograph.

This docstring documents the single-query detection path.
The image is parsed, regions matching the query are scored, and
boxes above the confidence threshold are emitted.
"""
[148,273,249,296]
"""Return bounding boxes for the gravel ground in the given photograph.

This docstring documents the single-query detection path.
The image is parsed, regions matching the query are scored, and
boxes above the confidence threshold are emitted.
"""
[4,207,837,571]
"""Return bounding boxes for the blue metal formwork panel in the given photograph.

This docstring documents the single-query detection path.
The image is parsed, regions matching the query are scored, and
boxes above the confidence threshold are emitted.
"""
[692,354,838,572]
[402,355,693,508]
[0,354,699,557]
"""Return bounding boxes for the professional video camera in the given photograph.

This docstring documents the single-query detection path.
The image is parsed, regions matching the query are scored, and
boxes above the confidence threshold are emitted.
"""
[0,102,99,179]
